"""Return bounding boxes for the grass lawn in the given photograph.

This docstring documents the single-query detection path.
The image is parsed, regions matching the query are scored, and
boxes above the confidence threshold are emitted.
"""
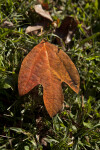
[0,0,100,149]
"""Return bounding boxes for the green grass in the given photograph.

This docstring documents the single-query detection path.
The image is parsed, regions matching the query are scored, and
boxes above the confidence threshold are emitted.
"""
[0,0,100,149]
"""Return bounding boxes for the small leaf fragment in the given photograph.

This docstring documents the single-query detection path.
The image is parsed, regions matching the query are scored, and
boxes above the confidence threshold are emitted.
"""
[34,4,53,21]
[25,25,43,34]
[0,21,14,29]
[55,16,79,45]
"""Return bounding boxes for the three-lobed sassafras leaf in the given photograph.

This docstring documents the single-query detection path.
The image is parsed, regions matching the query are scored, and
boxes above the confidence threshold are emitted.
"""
[18,40,80,117]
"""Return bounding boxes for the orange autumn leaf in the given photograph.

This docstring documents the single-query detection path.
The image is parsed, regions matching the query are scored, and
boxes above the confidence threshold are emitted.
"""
[18,40,80,117]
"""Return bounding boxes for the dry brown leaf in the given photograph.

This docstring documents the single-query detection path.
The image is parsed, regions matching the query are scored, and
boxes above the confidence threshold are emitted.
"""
[34,4,53,21]
[18,40,80,117]
[25,25,43,34]
[0,21,14,29]
[55,16,79,45]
